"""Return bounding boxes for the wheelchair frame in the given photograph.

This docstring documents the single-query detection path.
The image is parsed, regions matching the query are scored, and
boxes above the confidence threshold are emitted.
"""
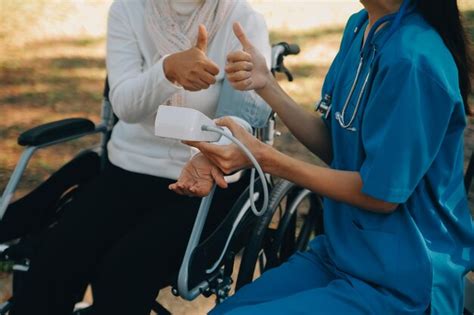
[0,42,309,314]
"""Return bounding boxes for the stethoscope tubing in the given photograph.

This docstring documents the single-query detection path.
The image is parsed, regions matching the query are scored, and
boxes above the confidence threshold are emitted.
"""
[317,0,416,130]
[335,47,376,130]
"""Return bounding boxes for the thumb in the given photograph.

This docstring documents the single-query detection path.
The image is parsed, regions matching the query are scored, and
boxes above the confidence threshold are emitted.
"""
[196,24,208,53]
[215,117,245,137]
[211,167,228,189]
[233,22,252,51]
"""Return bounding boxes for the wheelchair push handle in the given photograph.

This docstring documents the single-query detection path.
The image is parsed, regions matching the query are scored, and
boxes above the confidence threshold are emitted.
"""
[271,42,300,82]
[283,43,301,56]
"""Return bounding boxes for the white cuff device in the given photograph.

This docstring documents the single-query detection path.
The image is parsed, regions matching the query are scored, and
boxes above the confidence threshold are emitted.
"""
[155,105,224,142]
[154,105,268,217]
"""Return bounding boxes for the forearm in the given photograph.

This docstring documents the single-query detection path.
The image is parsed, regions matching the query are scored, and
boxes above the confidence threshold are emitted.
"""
[257,77,332,164]
[107,2,182,124]
[108,57,181,124]
[259,146,397,213]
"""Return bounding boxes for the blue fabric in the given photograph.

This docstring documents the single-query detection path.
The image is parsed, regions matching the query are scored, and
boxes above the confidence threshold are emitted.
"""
[210,249,377,314]
[215,78,271,128]
[212,243,428,314]
[319,9,474,315]
[211,7,474,315]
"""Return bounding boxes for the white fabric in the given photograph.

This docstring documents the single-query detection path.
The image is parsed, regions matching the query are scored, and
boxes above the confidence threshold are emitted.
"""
[145,0,234,61]
[171,0,202,16]
[106,0,270,179]
[145,0,235,106]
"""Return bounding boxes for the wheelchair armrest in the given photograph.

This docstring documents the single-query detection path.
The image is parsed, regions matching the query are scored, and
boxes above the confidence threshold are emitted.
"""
[17,118,95,147]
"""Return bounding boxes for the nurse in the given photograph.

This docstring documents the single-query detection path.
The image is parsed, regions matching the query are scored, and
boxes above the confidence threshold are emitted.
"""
[173,0,474,314]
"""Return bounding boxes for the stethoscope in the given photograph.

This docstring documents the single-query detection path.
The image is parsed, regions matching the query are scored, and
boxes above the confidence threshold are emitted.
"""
[315,0,415,131]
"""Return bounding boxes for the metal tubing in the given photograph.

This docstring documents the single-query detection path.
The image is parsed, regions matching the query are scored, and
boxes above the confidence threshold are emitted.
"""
[0,146,37,219]
[177,185,216,301]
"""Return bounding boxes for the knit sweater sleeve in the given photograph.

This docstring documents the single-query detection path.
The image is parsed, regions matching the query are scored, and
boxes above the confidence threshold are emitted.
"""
[106,1,182,124]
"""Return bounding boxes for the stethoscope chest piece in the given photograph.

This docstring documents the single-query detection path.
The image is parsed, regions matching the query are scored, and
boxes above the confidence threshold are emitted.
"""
[315,94,332,120]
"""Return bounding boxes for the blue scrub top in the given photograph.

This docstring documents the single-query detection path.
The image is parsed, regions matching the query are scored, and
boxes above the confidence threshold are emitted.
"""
[314,9,474,314]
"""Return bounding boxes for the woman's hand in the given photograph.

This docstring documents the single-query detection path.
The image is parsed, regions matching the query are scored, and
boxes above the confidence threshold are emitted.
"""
[225,22,273,91]
[164,25,220,91]
[169,153,227,197]
[184,117,270,175]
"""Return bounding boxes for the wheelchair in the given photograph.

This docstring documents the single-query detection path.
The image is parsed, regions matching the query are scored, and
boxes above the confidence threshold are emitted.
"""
[0,42,318,314]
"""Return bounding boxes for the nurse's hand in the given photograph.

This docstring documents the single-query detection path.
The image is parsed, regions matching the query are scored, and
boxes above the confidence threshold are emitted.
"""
[184,117,270,175]
[169,153,227,197]
[164,25,220,92]
[225,22,272,91]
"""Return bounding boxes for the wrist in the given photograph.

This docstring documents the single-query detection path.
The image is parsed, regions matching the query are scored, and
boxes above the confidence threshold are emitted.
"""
[256,142,275,173]
[163,54,177,83]
[255,72,276,96]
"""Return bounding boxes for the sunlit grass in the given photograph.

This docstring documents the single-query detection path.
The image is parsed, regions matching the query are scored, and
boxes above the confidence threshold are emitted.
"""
[1,36,105,199]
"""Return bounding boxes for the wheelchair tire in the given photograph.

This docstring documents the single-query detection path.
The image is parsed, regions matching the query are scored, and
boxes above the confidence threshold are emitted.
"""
[235,180,323,290]
[266,186,323,268]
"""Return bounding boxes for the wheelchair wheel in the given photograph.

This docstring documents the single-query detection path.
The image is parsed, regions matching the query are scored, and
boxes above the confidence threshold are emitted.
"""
[265,184,323,268]
[235,180,323,290]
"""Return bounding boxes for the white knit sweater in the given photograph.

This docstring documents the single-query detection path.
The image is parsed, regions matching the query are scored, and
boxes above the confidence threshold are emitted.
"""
[106,0,270,179]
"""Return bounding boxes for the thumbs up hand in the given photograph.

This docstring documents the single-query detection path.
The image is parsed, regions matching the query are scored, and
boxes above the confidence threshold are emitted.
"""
[225,22,272,91]
[195,24,208,53]
[164,25,220,91]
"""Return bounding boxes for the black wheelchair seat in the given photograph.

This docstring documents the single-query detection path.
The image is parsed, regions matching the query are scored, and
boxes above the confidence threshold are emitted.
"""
[186,181,262,291]
[0,150,100,244]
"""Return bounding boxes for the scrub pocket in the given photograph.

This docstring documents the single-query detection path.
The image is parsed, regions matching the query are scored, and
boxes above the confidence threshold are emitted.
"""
[350,219,399,279]
[347,217,432,311]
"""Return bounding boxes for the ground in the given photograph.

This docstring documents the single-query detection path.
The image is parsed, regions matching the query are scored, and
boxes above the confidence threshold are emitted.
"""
[1,2,474,314]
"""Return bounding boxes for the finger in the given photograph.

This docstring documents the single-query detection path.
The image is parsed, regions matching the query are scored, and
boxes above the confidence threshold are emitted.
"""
[199,72,217,85]
[203,60,220,76]
[186,86,201,92]
[227,51,252,64]
[183,82,201,92]
[178,182,197,197]
[169,183,186,195]
[196,24,208,53]
[189,183,210,197]
[185,186,201,197]
[181,178,197,190]
[233,22,252,51]
[225,61,253,73]
[231,78,253,91]
[194,79,210,90]
[227,71,252,82]
[199,80,211,89]
[211,167,228,189]
[187,81,205,91]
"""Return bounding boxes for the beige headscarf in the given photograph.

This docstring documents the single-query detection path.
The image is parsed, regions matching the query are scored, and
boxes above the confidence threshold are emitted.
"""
[145,0,236,106]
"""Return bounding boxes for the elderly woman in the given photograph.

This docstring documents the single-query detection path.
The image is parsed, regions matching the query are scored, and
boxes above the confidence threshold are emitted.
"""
[11,1,271,314]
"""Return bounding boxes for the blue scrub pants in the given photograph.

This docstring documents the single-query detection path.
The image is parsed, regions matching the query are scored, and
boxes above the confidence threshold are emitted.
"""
[210,249,397,315]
